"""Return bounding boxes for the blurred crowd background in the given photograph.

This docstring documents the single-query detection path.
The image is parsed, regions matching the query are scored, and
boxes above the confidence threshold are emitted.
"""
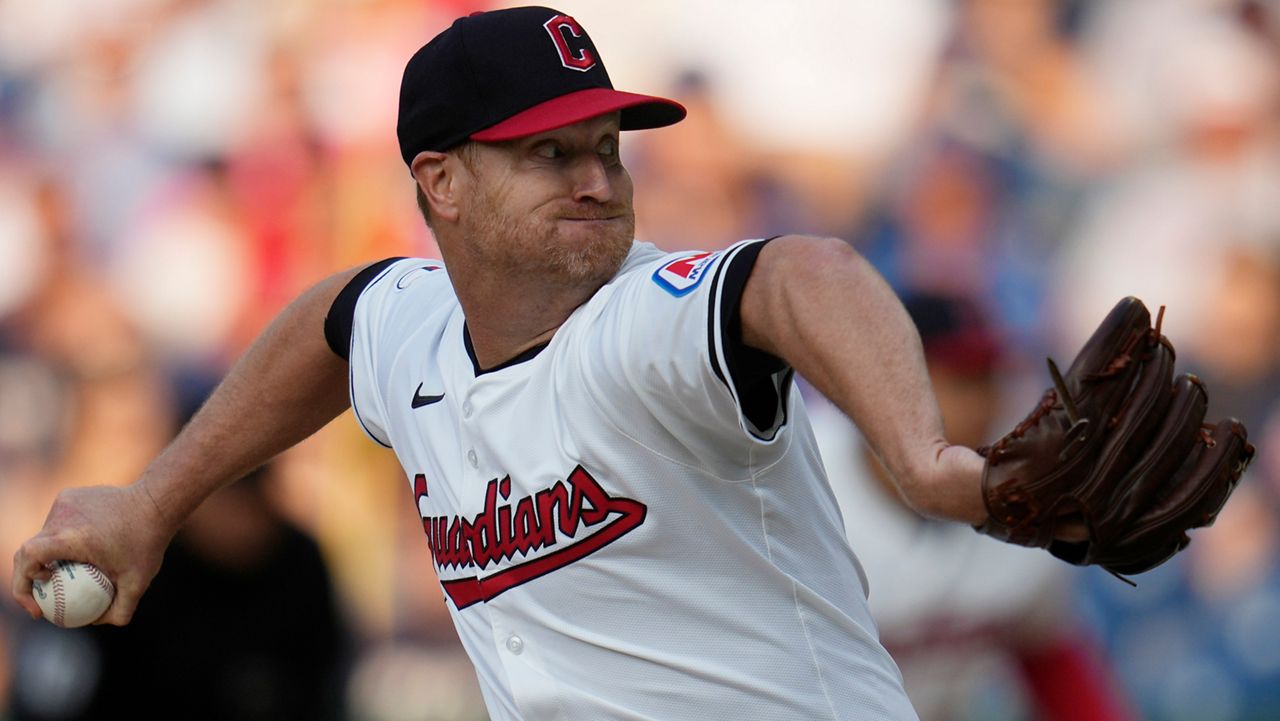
[0,0,1278,719]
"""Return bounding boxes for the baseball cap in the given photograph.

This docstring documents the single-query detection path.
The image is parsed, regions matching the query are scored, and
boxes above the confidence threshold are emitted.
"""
[396,6,687,167]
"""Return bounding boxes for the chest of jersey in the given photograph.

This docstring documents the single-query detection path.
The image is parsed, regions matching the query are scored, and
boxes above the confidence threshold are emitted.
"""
[390,309,660,610]
[348,249,916,721]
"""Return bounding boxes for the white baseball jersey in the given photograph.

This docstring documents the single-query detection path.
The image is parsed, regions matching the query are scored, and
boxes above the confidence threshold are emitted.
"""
[344,238,917,721]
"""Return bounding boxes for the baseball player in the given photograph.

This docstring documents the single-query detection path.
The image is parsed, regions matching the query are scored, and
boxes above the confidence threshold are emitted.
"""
[9,6,1251,721]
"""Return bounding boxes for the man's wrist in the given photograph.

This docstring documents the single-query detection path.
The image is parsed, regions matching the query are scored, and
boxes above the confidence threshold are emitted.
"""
[904,442,988,525]
[131,472,194,542]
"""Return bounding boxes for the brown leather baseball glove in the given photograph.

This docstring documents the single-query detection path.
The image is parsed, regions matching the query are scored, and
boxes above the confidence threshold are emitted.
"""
[976,297,1255,580]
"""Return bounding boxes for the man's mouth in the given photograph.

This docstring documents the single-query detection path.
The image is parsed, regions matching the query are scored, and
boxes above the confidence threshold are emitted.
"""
[560,215,623,223]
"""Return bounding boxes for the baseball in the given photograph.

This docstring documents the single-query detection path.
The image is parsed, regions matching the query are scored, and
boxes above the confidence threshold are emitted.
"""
[31,560,115,628]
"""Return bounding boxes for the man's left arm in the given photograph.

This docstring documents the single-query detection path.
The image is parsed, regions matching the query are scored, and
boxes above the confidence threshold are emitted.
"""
[738,235,988,525]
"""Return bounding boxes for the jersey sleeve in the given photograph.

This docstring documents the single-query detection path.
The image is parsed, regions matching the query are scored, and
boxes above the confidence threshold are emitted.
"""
[340,257,449,447]
[704,238,791,439]
[325,257,405,361]
[589,238,792,454]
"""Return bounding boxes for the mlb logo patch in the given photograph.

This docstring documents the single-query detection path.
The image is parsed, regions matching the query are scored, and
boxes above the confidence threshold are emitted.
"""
[652,251,719,297]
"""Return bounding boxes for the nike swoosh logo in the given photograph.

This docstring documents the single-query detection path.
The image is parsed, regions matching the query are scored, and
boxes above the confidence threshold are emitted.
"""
[411,383,445,409]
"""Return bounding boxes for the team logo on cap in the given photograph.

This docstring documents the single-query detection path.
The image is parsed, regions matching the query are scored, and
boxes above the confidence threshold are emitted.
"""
[653,251,720,297]
[544,14,596,72]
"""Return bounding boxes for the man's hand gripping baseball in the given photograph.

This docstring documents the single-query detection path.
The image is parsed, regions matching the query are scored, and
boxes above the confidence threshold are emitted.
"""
[12,483,177,625]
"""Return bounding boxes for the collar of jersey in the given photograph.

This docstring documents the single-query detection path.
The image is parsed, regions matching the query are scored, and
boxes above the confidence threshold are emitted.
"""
[463,323,550,376]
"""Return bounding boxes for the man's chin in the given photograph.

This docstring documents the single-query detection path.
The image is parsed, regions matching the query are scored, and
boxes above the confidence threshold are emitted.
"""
[545,231,631,285]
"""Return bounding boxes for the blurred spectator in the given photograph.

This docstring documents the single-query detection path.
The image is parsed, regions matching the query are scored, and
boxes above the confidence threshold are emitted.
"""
[851,0,1109,357]
[1076,475,1280,721]
[809,292,1133,721]
[129,0,267,160]
[0,170,172,590]
[627,69,867,250]
[946,0,1115,171]
[1055,0,1280,348]
[1185,247,1280,431]
[106,159,254,368]
[626,71,755,251]
[855,140,1056,329]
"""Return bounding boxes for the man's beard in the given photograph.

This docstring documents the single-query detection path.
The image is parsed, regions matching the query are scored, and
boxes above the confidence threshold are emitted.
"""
[465,186,635,289]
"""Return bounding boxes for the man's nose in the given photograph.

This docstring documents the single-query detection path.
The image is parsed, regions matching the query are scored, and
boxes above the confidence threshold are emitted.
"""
[570,155,614,204]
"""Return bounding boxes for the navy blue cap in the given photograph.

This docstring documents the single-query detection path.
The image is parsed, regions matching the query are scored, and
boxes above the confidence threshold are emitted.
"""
[396,6,686,166]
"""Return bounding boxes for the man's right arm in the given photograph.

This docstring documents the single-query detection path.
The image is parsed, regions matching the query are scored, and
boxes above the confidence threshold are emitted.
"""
[11,265,364,625]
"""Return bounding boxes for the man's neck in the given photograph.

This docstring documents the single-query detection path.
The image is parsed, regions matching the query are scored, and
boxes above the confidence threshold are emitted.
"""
[447,261,608,371]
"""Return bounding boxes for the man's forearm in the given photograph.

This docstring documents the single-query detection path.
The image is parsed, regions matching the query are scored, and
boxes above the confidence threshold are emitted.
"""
[740,236,986,525]
[138,267,360,531]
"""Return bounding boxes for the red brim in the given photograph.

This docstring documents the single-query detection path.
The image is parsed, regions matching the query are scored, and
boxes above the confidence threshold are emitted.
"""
[470,87,686,142]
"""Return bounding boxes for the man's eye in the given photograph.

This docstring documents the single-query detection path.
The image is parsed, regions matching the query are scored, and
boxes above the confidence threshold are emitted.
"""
[598,138,618,158]
[535,144,564,159]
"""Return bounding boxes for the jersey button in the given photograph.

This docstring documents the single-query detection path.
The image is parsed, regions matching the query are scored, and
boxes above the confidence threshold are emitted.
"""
[505,634,524,655]
[462,401,474,417]
[467,449,478,468]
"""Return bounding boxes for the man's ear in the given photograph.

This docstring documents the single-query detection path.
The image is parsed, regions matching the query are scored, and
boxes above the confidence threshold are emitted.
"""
[412,150,460,223]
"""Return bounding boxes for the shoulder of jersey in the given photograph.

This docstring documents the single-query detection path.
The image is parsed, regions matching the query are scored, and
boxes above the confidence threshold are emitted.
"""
[379,258,449,294]
[640,247,724,298]
[639,238,772,298]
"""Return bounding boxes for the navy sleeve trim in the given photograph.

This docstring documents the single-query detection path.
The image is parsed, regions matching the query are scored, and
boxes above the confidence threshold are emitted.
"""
[708,237,792,437]
[324,257,406,360]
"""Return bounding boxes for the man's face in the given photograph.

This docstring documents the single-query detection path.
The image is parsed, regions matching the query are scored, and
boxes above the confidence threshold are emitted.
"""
[456,113,635,288]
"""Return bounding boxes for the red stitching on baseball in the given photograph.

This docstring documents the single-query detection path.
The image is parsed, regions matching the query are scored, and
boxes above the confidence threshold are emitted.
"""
[52,573,66,627]
[85,564,115,596]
